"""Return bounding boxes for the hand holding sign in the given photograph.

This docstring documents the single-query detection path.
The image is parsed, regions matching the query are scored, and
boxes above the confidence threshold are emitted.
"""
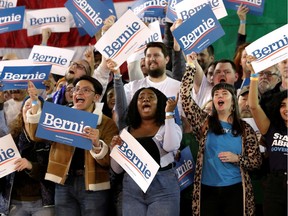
[83,127,101,150]
[27,81,40,115]
[14,158,32,172]
[102,15,116,33]
[237,3,249,21]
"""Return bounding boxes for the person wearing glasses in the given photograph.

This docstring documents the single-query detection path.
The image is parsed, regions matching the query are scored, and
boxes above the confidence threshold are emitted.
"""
[25,77,119,216]
[257,65,280,96]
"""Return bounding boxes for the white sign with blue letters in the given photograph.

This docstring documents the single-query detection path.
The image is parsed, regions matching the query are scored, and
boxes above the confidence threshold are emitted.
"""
[245,24,288,73]
[0,134,21,178]
[95,9,152,67]
[110,129,160,193]
[223,0,265,16]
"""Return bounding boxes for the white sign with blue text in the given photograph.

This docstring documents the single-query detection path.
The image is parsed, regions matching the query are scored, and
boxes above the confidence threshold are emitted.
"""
[0,65,51,91]
[0,6,25,34]
[110,129,160,193]
[0,0,17,9]
[0,134,21,178]
[95,9,152,67]
[127,21,162,63]
[36,102,99,150]
[28,45,75,76]
[166,0,183,23]
[223,0,265,16]
[175,0,227,21]
[65,0,112,37]
[25,8,71,36]
[245,24,288,73]
[172,4,225,55]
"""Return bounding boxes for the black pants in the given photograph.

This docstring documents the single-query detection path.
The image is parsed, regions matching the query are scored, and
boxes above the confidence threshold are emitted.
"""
[263,172,287,216]
[200,183,243,216]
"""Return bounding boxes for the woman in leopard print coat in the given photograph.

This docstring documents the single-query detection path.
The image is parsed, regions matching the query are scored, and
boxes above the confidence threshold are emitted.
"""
[180,53,262,216]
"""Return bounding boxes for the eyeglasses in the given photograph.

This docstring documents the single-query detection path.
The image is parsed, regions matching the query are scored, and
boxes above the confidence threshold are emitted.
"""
[72,87,95,95]
[258,71,278,78]
[69,61,86,71]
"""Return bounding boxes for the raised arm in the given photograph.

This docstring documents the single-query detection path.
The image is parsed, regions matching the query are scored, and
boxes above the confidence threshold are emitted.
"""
[171,19,204,93]
[236,4,249,48]
[247,56,270,135]
[180,52,208,139]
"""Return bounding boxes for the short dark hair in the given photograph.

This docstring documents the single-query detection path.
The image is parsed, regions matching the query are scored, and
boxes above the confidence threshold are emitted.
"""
[144,42,169,58]
[215,59,237,73]
[207,45,214,56]
[73,75,103,95]
[126,87,167,129]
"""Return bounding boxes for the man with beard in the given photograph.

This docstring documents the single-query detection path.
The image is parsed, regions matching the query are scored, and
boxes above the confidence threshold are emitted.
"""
[122,42,184,124]
[257,65,280,96]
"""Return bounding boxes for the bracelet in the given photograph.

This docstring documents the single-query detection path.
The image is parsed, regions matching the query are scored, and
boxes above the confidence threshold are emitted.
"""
[185,62,195,68]
[250,73,259,77]
[41,42,47,46]
[250,77,259,81]
[165,112,175,117]
[32,100,38,106]
[114,73,122,80]
[240,20,246,24]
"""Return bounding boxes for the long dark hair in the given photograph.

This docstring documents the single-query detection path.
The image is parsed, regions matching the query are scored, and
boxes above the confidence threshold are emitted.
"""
[266,90,288,132]
[209,83,243,136]
[126,87,167,129]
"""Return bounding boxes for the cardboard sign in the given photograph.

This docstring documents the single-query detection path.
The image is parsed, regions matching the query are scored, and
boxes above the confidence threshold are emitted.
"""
[223,0,265,16]
[129,0,167,35]
[25,8,71,36]
[0,134,21,178]
[0,0,17,9]
[28,45,75,76]
[0,6,25,34]
[166,0,184,23]
[245,24,288,73]
[65,0,112,37]
[175,0,227,21]
[36,102,98,150]
[95,9,152,67]
[110,129,160,193]
[0,65,51,91]
[0,59,34,74]
[175,146,195,191]
[172,4,225,55]
[127,21,162,63]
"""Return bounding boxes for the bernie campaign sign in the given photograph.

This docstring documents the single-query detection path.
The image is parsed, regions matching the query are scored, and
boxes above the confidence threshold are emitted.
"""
[0,65,51,91]
[175,146,195,191]
[172,4,225,55]
[223,0,265,16]
[0,6,25,34]
[245,24,288,73]
[65,0,112,37]
[36,102,99,150]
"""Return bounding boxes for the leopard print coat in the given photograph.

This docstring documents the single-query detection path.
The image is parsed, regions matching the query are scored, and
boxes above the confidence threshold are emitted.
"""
[180,66,262,216]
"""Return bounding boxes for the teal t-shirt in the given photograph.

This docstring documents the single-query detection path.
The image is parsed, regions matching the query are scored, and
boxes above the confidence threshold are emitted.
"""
[202,121,242,186]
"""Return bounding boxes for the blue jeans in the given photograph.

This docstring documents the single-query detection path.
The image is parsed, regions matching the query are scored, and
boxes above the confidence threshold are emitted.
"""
[122,168,180,216]
[55,175,110,216]
[9,199,54,216]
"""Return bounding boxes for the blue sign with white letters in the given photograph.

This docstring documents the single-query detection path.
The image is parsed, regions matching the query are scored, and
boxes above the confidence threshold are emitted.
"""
[0,6,25,34]
[172,4,225,55]
[36,102,99,150]
[65,0,112,37]
[0,65,51,91]
[166,0,183,22]
[223,0,265,16]
[175,146,195,191]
